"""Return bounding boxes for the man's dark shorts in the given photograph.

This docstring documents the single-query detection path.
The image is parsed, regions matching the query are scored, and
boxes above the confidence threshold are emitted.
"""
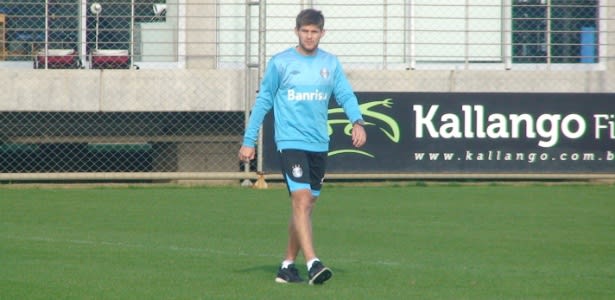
[278,149,327,196]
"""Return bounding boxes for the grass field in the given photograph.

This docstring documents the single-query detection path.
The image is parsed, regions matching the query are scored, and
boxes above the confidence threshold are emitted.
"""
[1,183,614,299]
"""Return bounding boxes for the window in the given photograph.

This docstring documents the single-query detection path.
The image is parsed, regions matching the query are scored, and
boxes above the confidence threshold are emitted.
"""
[0,0,180,68]
[0,1,50,61]
[513,0,599,64]
[86,0,176,66]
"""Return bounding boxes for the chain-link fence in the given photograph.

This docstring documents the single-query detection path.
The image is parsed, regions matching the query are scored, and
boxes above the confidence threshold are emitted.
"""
[0,1,613,182]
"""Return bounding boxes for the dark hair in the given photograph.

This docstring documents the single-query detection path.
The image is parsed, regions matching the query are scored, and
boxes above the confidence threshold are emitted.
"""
[295,9,324,30]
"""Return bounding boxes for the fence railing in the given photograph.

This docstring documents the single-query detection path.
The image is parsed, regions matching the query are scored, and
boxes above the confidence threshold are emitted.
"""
[0,0,612,182]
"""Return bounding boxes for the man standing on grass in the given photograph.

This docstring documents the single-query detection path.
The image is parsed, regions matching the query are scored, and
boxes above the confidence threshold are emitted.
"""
[238,8,367,285]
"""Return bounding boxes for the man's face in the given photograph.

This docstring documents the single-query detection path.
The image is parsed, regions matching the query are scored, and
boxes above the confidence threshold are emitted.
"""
[295,24,325,55]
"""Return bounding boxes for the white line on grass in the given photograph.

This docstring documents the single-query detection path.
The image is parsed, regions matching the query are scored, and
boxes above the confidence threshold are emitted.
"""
[2,234,404,267]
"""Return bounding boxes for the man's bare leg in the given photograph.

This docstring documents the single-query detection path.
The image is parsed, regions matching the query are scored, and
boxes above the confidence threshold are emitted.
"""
[288,189,316,262]
[285,221,301,262]
[280,188,331,284]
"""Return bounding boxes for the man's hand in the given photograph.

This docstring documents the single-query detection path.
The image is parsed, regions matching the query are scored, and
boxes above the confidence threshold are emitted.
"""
[351,123,367,148]
[238,145,256,163]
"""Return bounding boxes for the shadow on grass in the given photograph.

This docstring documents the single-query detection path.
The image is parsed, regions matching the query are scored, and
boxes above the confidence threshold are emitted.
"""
[235,264,348,276]
[235,264,276,275]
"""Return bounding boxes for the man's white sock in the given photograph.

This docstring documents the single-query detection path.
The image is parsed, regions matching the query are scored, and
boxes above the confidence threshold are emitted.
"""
[281,260,294,269]
[307,258,320,270]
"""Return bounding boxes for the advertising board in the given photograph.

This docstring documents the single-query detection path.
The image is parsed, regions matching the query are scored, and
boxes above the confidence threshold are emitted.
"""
[263,93,615,174]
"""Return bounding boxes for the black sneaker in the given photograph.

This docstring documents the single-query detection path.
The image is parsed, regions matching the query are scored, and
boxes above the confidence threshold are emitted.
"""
[308,261,332,285]
[275,264,303,283]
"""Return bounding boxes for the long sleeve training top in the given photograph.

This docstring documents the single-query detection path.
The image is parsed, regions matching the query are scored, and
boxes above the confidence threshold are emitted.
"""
[242,47,363,152]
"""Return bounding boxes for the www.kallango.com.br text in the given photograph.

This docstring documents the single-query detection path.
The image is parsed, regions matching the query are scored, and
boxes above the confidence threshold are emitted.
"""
[412,150,615,163]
